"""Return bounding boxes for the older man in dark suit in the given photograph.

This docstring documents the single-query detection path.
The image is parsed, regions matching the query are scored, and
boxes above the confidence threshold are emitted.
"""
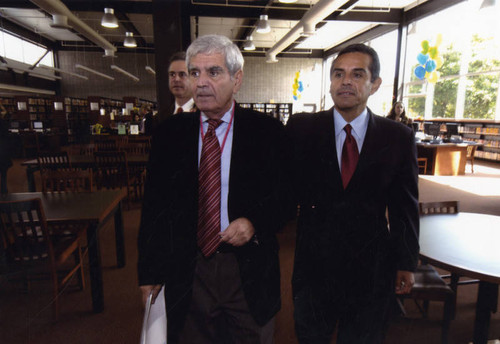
[138,35,292,344]
[287,44,420,344]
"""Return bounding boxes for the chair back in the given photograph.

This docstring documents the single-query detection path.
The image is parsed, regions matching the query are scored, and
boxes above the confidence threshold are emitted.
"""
[120,142,150,156]
[419,201,459,215]
[41,169,93,193]
[94,151,130,190]
[95,139,118,152]
[37,151,71,174]
[0,198,54,265]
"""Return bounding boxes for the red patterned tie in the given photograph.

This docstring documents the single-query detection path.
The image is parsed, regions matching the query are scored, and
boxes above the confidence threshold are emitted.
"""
[197,119,222,257]
[341,124,359,189]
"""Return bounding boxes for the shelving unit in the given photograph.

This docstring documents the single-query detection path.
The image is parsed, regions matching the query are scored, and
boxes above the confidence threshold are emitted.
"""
[414,119,500,162]
[239,102,292,124]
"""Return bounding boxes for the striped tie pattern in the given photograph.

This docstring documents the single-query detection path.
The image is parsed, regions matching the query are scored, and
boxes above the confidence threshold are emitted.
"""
[341,124,359,189]
[197,119,222,257]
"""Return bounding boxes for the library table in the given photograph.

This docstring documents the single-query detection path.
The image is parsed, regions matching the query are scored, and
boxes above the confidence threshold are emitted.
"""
[419,213,500,344]
[0,189,127,313]
[22,154,148,192]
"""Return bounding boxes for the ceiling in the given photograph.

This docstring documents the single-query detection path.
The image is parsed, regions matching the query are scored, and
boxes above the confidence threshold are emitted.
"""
[0,0,461,62]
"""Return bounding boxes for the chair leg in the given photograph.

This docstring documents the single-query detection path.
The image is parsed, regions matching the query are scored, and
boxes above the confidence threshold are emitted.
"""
[441,294,454,344]
[449,273,459,319]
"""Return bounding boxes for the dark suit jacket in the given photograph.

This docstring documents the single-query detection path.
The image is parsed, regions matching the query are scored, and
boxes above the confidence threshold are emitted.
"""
[137,104,293,336]
[286,108,419,305]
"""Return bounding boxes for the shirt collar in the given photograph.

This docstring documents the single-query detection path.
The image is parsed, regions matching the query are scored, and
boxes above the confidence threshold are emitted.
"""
[175,98,195,113]
[333,107,369,138]
[201,101,234,124]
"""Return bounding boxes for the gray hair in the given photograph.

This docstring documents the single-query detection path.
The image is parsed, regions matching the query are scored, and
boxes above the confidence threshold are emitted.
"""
[186,34,244,77]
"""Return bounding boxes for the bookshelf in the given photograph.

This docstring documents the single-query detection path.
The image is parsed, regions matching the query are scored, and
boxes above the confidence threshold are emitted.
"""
[414,119,500,162]
[239,102,292,124]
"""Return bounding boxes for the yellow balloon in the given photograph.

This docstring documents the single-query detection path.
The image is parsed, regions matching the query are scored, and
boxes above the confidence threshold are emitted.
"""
[435,56,444,70]
[426,71,439,84]
[435,34,443,46]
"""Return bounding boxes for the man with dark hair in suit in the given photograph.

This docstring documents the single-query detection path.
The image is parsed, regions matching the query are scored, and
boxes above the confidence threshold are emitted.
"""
[287,43,420,344]
[168,51,196,114]
[138,35,292,343]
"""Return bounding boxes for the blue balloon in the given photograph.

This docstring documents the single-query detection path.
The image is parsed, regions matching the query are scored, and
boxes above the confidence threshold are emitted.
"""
[293,95,298,101]
[414,65,426,80]
[417,53,429,66]
[298,81,304,93]
[425,59,437,72]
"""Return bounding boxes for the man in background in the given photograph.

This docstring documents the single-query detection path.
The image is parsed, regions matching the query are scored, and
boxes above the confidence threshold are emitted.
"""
[287,43,419,344]
[168,51,196,114]
[138,35,292,343]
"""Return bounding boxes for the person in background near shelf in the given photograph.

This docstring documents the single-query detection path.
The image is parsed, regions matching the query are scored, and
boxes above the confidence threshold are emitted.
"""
[140,104,155,135]
[138,34,293,343]
[168,51,196,114]
[287,43,419,344]
[0,102,13,193]
[387,101,412,126]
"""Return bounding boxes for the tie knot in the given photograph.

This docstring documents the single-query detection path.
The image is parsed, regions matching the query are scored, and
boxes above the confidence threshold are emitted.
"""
[344,124,353,135]
[207,119,222,130]
[176,107,183,114]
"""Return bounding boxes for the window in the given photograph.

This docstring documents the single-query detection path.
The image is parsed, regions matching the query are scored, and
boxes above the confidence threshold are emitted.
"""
[0,29,54,67]
[402,0,500,120]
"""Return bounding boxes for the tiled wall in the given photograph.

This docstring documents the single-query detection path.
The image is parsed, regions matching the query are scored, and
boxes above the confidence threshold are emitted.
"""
[58,52,325,112]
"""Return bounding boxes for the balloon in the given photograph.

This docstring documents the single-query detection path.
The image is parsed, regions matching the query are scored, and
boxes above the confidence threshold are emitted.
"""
[414,65,426,80]
[425,59,437,72]
[298,81,304,93]
[421,40,429,54]
[435,56,444,70]
[426,71,439,84]
[429,46,439,59]
[417,53,429,65]
[435,34,443,46]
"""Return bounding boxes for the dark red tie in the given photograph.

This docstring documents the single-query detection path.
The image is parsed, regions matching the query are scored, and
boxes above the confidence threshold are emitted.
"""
[197,119,222,257]
[175,107,183,114]
[341,124,359,189]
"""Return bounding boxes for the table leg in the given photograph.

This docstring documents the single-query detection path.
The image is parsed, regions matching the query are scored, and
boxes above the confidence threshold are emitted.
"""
[473,281,499,344]
[26,165,38,192]
[114,201,125,268]
[87,222,104,313]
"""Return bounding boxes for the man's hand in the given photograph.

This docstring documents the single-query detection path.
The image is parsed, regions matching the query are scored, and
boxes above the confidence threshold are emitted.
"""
[395,270,415,294]
[140,284,163,306]
[220,217,255,246]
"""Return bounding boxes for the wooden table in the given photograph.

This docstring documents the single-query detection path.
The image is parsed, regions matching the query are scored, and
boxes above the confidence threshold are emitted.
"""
[0,190,127,313]
[417,143,468,175]
[22,154,148,192]
[420,213,500,344]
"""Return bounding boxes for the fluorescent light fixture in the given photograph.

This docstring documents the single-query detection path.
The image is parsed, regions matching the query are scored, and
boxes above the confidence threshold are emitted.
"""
[110,64,140,82]
[101,8,119,28]
[10,66,61,80]
[123,32,137,48]
[256,15,271,34]
[279,0,298,3]
[75,64,114,80]
[243,36,255,51]
[38,65,88,80]
[339,3,358,16]
[145,66,156,75]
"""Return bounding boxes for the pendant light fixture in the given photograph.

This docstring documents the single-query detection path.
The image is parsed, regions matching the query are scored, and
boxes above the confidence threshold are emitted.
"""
[243,36,255,51]
[101,8,118,28]
[256,15,271,34]
[123,32,137,48]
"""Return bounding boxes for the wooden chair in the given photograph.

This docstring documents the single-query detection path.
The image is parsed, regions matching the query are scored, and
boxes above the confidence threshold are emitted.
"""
[419,201,458,215]
[94,151,139,207]
[37,151,71,174]
[95,138,118,152]
[417,157,428,174]
[0,198,86,321]
[41,169,93,193]
[466,145,477,173]
[65,144,95,156]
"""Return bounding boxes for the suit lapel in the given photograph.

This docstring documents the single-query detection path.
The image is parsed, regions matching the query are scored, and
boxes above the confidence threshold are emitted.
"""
[317,110,343,191]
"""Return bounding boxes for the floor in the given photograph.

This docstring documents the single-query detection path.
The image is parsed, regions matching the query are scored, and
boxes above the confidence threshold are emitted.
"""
[1,158,500,344]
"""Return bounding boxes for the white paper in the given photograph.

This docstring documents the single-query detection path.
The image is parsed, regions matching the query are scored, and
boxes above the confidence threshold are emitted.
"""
[140,287,167,344]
